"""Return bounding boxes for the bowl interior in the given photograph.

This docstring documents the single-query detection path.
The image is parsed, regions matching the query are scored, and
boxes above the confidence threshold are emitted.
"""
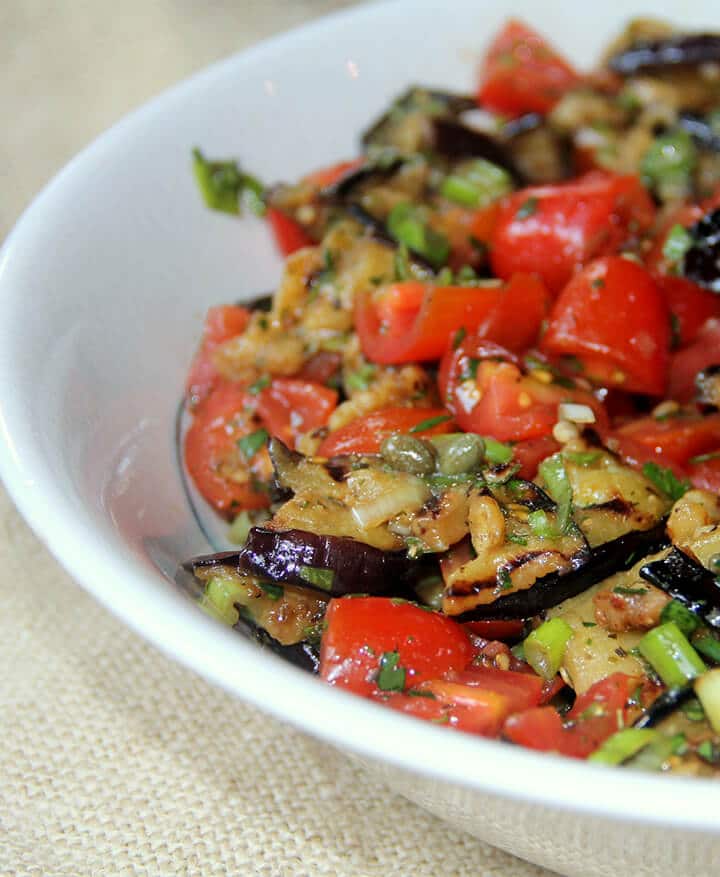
[1,0,719,840]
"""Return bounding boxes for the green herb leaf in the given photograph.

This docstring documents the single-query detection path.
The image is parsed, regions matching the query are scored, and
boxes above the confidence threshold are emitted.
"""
[516,196,539,219]
[237,427,269,460]
[642,461,691,501]
[248,375,271,395]
[497,568,513,591]
[506,532,528,546]
[387,202,450,268]
[613,586,649,597]
[258,581,284,600]
[483,437,513,464]
[538,454,573,533]
[527,509,561,540]
[564,450,601,467]
[409,413,452,433]
[377,650,406,692]
[298,565,335,592]
[192,148,266,216]
[345,362,377,392]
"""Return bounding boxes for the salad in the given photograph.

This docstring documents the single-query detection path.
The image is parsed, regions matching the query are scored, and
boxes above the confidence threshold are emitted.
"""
[183,18,720,774]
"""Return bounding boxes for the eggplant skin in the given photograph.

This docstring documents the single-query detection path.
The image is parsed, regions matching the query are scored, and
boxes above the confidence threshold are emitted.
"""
[633,685,694,730]
[246,624,320,673]
[187,527,424,597]
[608,34,720,75]
[639,547,720,626]
[454,520,669,622]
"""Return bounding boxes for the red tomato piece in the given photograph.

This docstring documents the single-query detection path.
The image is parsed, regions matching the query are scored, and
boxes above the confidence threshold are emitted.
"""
[657,275,720,348]
[303,158,364,189]
[439,337,607,442]
[266,207,315,256]
[503,706,566,752]
[295,350,342,386]
[319,597,474,697]
[613,411,720,469]
[186,305,250,407]
[646,187,720,277]
[512,435,562,479]
[689,454,720,492]
[477,19,580,117]
[542,257,670,396]
[668,319,720,403]
[415,680,511,736]
[474,274,551,352]
[184,382,272,517]
[490,173,655,294]
[462,619,526,641]
[378,688,507,736]
[256,378,337,449]
[449,666,545,713]
[317,407,455,457]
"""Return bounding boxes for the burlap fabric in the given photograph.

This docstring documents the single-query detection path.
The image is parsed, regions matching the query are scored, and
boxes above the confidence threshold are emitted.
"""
[1,3,553,874]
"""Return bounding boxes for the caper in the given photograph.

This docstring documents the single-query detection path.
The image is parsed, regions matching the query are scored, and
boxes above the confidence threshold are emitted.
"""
[432,433,485,475]
[380,434,436,475]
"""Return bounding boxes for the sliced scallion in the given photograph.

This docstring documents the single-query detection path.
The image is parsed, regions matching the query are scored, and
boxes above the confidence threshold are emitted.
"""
[638,622,706,689]
[440,158,512,208]
[588,728,659,766]
[694,668,720,733]
[694,635,720,665]
[523,617,573,680]
[483,437,513,465]
[387,203,450,269]
[659,599,701,638]
[538,454,573,533]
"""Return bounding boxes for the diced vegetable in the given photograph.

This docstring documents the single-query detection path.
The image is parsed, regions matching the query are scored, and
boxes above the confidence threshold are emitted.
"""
[589,728,659,766]
[523,618,573,680]
[638,622,707,689]
[694,668,720,732]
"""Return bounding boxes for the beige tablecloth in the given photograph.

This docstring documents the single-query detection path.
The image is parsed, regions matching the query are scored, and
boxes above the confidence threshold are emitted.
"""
[0,4,551,874]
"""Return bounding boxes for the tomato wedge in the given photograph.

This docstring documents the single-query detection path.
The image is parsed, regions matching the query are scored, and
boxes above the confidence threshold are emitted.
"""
[186,305,250,407]
[439,337,607,442]
[449,666,546,713]
[184,382,272,517]
[256,378,337,449]
[266,207,315,256]
[378,687,509,736]
[477,19,579,117]
[490,173,655,294]
[656,275,720,348]
[688,454,720,492]
[668,319,720,403]
[317,407,455,457]
[319,597,474,697]
[613,411,720,469]
[542,257,670,396]
[303,158,364,189]
[356,275,549,364]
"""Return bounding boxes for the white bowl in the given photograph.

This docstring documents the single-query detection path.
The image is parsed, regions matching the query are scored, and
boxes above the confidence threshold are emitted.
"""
[1,2,718,875]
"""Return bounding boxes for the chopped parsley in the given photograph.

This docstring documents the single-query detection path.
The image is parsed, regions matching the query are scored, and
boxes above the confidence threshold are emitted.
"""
[377,650,406,692]
[662,223,694,267]
[237,427,269,460]
[497,568,513,591]
[483,437,513,464]
[506,532,528,546]
[394,243,411,281]
[192,148,265,216]
[516,196,539,219]
[248,374,271,395]
[642,461,691,502]
[345,362,377,392]
[258,581,283,600]
[298,565,335,592]
[564,450,601,467]
[612,586,649,596]
[409,413,452,433]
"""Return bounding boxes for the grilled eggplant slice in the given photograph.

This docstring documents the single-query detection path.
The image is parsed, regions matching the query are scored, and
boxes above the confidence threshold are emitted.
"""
[682,207,720,293]
[608,33,720,75]
[639,547,720,627]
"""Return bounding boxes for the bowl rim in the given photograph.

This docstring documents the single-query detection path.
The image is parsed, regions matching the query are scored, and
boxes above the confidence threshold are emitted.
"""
[1,0,719,833]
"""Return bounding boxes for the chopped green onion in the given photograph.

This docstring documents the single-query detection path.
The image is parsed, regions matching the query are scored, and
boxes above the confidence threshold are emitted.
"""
[696,739,720,764]
[298,565,335,592]
[641,129,697,199]
[440,158,512,208]
[200,572,247,626]
[345,363,377,392]
[237,427,269,460]
[258,581,284,600]
[523,617,573,680]
[387,203,450,268]
[681,697,705,722]
[694,668,720,732]
[694,635,720,665]
[527,509,560,540]
[510,641,525,661]
[538,454,573,533]
[377,650,406,692]
[662,223,694,267]
[192,148,266,216]
[394,243,411,281]
[564,450,601,467]
[588,728,659,766]
[642,461,690,502]
[483,437,513,464]
[659,599,701,638]
[409,413,452,433]
[612,586,649,597]
[638,622,706,689]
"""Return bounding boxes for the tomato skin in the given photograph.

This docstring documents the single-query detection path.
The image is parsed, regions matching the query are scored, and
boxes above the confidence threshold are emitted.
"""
[462,620,525,641]
[317,407,455,457]
[303,158,363,189]
[477,19,579,117]
[668,319,720,403]
[490,173,655,294]
[378,687,509,736]
[295,350,342,386]
[656,275,720,348]
[613,412,720,469]
[319,597,474,697]
[256,378,337,449]
[449,666,545,713]
[503,672,641,758]
[438,337,607,442]
[186,305,250,407]
[542,257,670,396]
[355,275,548,365]
[512,435,562,479]
[689,455,720,492]
[184,382,272,517]
[266,207,315,256]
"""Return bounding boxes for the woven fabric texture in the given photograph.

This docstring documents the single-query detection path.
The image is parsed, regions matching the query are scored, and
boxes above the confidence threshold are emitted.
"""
[0,486,550,877]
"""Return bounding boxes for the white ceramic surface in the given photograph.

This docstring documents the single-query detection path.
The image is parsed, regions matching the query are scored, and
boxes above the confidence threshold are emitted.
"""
[0,3,718,875]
